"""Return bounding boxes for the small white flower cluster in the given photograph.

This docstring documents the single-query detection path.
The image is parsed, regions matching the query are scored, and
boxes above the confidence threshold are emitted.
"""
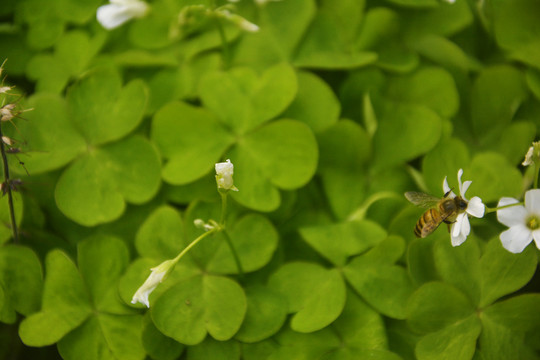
[412,142,540,254]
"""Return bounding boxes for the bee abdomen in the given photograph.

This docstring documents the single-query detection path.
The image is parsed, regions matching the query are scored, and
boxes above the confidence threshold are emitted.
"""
[414,209,442,238]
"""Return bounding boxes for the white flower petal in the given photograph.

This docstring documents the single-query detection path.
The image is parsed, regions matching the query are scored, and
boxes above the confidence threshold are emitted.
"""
[451,232,467,247]
[525,189,540,214]
[532,230,540,250]
[466,197,485,218]
[97,0,148,30]
[500,225,533,254]
[443,176,456,198]
[452,213,466,237]
[460,180,472,198]
[497,197,526,227]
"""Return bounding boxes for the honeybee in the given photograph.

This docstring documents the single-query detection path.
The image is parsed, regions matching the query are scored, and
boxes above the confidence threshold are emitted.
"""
[405,191,468,238]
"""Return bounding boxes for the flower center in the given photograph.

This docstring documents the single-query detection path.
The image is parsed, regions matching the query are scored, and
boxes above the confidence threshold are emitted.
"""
[526,215,540,230]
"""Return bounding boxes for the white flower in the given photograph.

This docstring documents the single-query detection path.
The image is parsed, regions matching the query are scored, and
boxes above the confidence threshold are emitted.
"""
[443,169,485,246]
[97,0,149,30]
[215,159,239,191]
[497,189,540,253]
[131,260,173,308]
[522,141,540,166]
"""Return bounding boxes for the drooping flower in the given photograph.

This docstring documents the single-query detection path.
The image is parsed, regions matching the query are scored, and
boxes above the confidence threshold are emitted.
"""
[522,141,540,166]
[443,169,485,246]
[131,259,174,308]
[97,0,149,30]
[215,159,239,192]
[497,189,540,253]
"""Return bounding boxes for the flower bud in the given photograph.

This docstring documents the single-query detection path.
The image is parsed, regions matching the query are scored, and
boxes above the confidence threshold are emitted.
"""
[215,159,239,192]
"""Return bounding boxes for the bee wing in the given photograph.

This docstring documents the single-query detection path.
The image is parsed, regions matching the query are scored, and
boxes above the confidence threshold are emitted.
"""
[404,191,440,208]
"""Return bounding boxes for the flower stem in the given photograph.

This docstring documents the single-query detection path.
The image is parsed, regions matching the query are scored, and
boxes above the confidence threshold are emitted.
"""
[0,123,18,243]
[223,230,244,276]
[172,229,217,265]
[485,201,524,214]
[219,191,243,275]
[534,162,539,189]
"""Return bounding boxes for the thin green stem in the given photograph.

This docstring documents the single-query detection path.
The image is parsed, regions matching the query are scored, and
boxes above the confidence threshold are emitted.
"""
[222,230,244,276]
[0,123,18,243]
[220,191,227,227]
[218,191,243,275]
[485,201,524,214]
[172,229,217,264]
[534,162,539,189]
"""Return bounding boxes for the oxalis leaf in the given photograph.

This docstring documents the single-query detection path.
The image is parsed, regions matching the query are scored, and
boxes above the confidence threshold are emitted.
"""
[267,262,346,333]
[67,66,148,146]
[198,63,298,133]
[0,245,43,322]
[151,274,247,345]
[55,135,161,226]
[19,235,144,360]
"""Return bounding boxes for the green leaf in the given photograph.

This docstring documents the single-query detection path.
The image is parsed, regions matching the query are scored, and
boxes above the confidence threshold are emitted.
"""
[152,274,247,345]
[57,314,145,360]
[496,121,537,165]
[268,327,342,360]
[199,63,298,133]
[19,250,92,346]
[385,67,459,119]
[55,135,161,226]
[415,315,481,360]
[476,315,539,360]
[206,214,279,274]
[268,262,346,333]
[293,0,378,69]
[491,0,540,68]
[0,245,43,318]
[373,103,442,169]
[232,0,316,67]
[67,67,148,146]
[77,235,130,313]
[433,237,481,306]
[467,152,523,203]
[141,314,184,360]
[411,35,481,72]
[151,101,235,185]
[232,119,318,210]
[9,93,86,175]
[282,71,340,132]
[187,337,240,360]
[240,119,318,189]
[422,137,470,195]
[55,30,103,75]
[235,285,288,343]
[332,290,388,350]
[470,65,528,143]
[479,238,538,307]
[26,54,70,93]
[135,205,185,260]
[344,257,414,319]
[317,120,371,219]
[299,220,387,267]
[483,294,540,333]
[407,282,475,334]
[407,236,439,286]
[402,0,473,38]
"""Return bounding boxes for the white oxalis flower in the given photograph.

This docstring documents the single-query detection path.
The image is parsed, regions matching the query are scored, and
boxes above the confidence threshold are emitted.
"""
[215,159,239,191]
[131,260,173,308]
[97,0,149,30]
[497,189,540,253]
[443,169,485,246]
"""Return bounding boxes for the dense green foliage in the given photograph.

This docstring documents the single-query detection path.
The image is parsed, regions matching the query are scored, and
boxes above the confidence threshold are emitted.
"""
[1,0,540,359]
